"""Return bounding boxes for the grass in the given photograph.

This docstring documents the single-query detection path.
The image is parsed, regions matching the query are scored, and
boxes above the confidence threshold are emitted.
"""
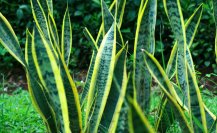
[0,85,216,132]
[0,88,46,133]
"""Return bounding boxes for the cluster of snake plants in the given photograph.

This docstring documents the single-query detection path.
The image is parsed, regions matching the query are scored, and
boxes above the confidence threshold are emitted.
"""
[0,0,216,132]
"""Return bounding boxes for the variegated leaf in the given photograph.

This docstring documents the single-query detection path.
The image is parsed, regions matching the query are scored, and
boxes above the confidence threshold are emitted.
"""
[85,23,116,132]
[128,98,155,133]
[30,0,51,43]
[48,13,59,49]
[99,45,128,133]
[0,13,25,67]
[32,28,70,132]
[143,50,193,132]
[25,30,58,132]
[61,8,72,65]
[133,0,157,113]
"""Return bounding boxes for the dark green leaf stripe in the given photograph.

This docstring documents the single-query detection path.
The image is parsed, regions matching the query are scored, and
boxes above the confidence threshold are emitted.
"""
[166,4,203,78]
[166,42,178,78]
[99,45,128,133]
[0,13,25,67]
[30,0,51,44]
[203,105,217,132]
[128,98,155,133]
[38,0,49,17]
[164,0,188,106]
[48,14,59,49]
[32,28,70,132]
[25,30,58,132]
[116,101,129,133]
[81,28,98,108]
[57,48,82,132]
[187,64,207,133]
[61,8,72,65]
[185,4,203,47]
[133,0,157,112]
[102,0,114,35]
[143,50,193,132]
[81,51,97,106]
[47,0,53,15]
[85,24,116,132]
[116,0,126,27]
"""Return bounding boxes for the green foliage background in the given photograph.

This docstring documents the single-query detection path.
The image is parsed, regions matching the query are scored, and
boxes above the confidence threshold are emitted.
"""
[0,0,216,73]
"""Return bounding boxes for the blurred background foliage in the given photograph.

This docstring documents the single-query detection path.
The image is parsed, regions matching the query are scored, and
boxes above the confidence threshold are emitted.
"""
[0,0,216,74]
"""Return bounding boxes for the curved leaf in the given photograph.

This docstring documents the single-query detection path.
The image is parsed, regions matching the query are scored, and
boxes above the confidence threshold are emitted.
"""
[143,50,193,132]
[0,13,25,67]
[128,98,155,133]
[25,30,57,132]
[32,28,70,132]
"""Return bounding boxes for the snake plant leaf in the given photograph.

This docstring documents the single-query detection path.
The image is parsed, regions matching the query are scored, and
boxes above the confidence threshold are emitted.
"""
[46,0,53,15]
[187,64,207,133]
[80,28,98,108]
[102,0,114,35]
[25,30,58,132]
[32,28,71,132]
[57,50,83,132]
[85,23,116,132]
[185,4,203,47]
[0,13,25,67]
[128,98,155,133]
[115,0,126,27]
[133,0,157,113]
[96,0,124,46]
[163,0,189,107]
[83,27,98,50]
[116,102,129,133]
[143,50,194,132]
[38,0,49,17]
[203,104,217,132]
[166,4,203,79]
[213,0,217,63]
[30,0,51,43]
[61,8,72,65]
[101,0,124,52]
[99,45,128,133]
[48,13,59,49]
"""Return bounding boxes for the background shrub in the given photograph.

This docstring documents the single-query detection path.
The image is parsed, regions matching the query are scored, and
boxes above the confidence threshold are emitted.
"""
[0,0,216,73]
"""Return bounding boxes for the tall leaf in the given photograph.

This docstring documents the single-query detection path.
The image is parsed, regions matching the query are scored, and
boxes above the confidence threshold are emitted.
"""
[143,50,193,132]
[133,0,157,113]
[166,4,203,78]
[48,13,59,49]
[163,0,188,106]
[187,64,207,133]
[30,0,51,43]
[128,98,155,133]
[0,13,25,67]
[32,28,70,132]
[85,23,116,132]
[99,45,128,133]
[61,8,72,65]
[25,30,58,132]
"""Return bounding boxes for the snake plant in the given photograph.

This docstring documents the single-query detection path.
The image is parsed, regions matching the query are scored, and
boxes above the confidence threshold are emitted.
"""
[0,0,216,133]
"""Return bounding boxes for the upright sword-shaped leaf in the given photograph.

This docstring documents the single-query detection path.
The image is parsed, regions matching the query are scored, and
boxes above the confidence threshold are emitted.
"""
[133,0,157,113]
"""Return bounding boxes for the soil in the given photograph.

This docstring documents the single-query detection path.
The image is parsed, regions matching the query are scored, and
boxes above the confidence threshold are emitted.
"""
[0,67,87,95]
[0,67,216,95]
